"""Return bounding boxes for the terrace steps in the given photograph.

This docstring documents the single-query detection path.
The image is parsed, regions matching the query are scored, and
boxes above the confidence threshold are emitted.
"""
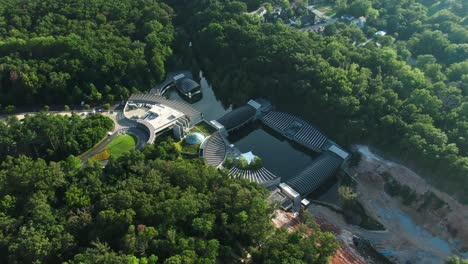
[261,111,327,151]
[229,166,278,186]
[202,132,227,168]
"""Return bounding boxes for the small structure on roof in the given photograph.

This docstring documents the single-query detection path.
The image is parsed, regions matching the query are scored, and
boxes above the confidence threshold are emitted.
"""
[279,183,302,211]
[328,144,349,160]
[173,73,185,81]
[175,78,201,99]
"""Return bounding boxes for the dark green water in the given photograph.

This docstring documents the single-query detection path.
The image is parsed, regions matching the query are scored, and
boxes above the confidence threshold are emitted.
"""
[167,72,231,121]
[228,123,319,182]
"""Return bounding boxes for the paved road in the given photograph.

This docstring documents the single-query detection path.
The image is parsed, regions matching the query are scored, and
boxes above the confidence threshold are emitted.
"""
[79,111,150,162]
[79,129,123,162]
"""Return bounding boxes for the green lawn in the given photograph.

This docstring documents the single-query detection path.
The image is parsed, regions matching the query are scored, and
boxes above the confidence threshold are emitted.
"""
[106,134,137,158]
[193,122,216,136]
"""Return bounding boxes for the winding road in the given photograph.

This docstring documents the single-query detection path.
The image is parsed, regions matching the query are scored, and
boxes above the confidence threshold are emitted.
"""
[3,108,150,163]
[78,110,149,162]
[78,127,148,162]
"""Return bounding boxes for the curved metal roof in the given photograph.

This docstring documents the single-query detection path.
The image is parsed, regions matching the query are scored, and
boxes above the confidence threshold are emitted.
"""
[175,78,200,93]
[286,152,343,196]
[217,105,256,130]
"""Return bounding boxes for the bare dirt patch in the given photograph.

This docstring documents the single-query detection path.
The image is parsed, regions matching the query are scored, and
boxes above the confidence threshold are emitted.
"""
[355,145,468,247]
[350,145,468,262]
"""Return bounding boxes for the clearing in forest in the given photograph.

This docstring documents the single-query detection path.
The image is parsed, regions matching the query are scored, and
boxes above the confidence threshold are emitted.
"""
[92,134,137,161]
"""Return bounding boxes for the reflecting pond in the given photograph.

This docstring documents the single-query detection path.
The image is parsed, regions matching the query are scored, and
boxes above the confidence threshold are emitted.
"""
[228,123,319,182]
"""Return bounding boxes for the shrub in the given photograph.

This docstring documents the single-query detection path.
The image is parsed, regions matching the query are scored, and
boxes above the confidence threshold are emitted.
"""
[91,149,111,161]
[250,156,263,170]
[348,151,362,168]
[224,157,235,169]
[4,105,15,114]
[237,156,248,169]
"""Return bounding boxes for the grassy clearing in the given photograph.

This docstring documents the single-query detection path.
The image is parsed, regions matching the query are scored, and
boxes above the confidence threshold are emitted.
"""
[106,134,137,158]
[91,149,111,161]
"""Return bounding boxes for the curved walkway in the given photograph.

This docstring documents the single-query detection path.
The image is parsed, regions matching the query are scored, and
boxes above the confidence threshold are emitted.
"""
[3,108,150,164]
[202,132,227,168]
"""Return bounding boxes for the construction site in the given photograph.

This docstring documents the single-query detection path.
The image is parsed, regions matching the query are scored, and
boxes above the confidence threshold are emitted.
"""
[286,145,468,264]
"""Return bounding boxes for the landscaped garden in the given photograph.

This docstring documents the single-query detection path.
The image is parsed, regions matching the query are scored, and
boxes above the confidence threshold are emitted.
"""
[175,140,201,154]
[193,121,216,135]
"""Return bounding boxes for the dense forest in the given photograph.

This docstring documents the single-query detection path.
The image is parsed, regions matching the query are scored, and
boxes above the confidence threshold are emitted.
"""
[0,0,467,262]
[167,0,468,203]
[0,150,338,263]
[0,113,113,161]
[0,0,174,106]
[1,0,465,202]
